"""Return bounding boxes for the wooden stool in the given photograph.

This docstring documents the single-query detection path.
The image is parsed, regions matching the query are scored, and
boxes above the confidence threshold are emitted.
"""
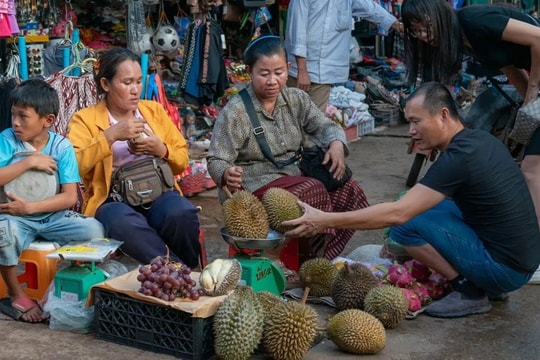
[0,241,59,301]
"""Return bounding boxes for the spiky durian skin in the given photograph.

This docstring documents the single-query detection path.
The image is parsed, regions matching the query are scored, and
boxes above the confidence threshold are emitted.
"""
[331,263,379,310]
[256,291,283,321]
[298,257,338,297]
[223,190,269,238]
[328,309,386,355]
[213,286,264,360]
[364,285,409,329]
[262,301,318,360]
[262,187,303,233]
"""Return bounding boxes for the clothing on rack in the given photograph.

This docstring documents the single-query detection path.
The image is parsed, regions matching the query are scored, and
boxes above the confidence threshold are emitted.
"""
[0,77,16,132]
[46,72,98,135]
[179,17,229,106]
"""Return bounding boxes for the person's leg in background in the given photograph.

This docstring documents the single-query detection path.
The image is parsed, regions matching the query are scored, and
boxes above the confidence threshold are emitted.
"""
[521,128,540,284]
[287,77,332,113]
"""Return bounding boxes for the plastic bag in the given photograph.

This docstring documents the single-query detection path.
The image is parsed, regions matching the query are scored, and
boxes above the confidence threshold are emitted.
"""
[42,283,94,334]
[98,259,129,279]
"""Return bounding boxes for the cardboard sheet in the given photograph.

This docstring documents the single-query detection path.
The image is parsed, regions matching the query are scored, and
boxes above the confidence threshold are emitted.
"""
[87,269,226,318]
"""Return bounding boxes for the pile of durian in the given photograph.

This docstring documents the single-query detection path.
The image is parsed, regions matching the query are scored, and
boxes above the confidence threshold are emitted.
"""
[296,258,411,355]
[211,279,391,359]
[213,286,319,360]
[222,188,303,238]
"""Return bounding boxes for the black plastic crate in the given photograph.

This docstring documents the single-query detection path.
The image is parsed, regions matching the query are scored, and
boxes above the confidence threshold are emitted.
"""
[94,288,215,359]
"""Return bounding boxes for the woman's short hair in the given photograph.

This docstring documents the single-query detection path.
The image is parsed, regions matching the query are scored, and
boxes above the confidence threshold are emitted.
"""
[94,48,140,95]
[243,35,286,67]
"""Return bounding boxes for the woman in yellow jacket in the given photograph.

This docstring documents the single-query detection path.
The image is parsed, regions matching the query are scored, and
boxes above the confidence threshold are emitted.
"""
[68,48,201,268]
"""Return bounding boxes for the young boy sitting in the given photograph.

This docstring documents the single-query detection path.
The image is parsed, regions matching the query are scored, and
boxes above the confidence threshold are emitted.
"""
[0,79,104,323]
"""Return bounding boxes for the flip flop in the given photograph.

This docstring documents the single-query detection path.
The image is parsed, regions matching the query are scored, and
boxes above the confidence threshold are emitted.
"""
[0,296,47,323]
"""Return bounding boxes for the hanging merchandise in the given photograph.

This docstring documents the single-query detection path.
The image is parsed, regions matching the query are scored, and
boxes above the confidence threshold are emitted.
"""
[127,0,153,55]
[178,15,230,106]
[151,0,180,55]
[145,72,183,133]
[6,0,19,34]
[174,3,192,41]
[51,0,78,38]
[0,6,12,38]
[0,46,19,131]
[43,21,90,77]
[46,56,98,135]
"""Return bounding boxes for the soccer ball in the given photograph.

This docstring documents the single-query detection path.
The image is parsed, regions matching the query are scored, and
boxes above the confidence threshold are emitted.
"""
[152,25,180,55]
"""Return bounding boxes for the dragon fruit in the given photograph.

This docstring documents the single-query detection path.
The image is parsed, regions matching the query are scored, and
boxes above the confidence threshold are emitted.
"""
[421,273,450,300]
[385,264,415,288]
[409,281,431,305]
[404,259,432,282]
[402,288,422,312]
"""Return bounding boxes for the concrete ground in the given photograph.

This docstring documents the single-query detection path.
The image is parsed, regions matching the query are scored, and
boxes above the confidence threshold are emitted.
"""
[1,124,539,360]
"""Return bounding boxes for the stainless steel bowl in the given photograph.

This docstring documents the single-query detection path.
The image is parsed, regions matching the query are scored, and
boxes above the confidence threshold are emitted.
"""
[220,227,285,250]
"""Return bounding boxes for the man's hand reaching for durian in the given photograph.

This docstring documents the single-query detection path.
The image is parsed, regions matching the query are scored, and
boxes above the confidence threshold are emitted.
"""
[283,201,327,238]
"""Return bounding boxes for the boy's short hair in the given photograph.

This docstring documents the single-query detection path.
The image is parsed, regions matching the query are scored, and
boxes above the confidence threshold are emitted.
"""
[10,79,60,118]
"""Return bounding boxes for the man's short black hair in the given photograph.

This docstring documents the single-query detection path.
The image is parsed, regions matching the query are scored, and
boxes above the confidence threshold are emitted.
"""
[10,79,60,118]
[407,81,460,119]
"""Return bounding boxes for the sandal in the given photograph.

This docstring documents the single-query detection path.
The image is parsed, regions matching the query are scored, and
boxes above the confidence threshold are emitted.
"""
[0,296,47,323]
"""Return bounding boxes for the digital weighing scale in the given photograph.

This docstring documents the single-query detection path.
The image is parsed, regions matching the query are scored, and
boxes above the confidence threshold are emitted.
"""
[221,227,286,296]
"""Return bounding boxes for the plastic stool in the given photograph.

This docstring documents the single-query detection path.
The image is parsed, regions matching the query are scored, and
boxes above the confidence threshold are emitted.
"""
[0,241,59,301]
[228,237,313,273]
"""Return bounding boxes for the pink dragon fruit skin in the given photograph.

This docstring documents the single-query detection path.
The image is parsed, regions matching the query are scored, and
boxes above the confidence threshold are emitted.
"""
[422,273,450,300]
[404,259,432,282]
[386,264,415,288]
[402,288,422,312]
[410,281,431,305]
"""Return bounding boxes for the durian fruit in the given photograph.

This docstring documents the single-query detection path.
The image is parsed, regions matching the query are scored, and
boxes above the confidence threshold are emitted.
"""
[331,262,379,310]
[263,301,318,360]
[256,291,283,321]
[223,190,270,238]
[327,309,386,355]
[213,286,264,360]
[262,187,303,233]
[299,257,338,297]
[364,285,409,329]
[199,258,241,296]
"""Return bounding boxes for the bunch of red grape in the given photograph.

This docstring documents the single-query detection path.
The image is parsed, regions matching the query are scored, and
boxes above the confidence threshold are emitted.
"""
[137,256,204,301]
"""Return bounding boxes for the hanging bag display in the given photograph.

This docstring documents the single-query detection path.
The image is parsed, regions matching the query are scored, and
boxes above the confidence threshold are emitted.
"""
[145,73,183,133]
[111,157,175,207]
[509,97,540,145]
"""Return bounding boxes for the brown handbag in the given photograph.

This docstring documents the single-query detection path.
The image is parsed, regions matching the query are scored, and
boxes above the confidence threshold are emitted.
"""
[111,157,175,207]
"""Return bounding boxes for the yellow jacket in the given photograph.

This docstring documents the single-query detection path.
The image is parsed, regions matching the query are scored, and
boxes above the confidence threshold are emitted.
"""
[67,99,189,216]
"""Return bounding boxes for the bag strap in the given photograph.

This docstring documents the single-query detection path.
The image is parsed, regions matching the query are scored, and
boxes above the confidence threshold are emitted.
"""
[239,88,300,169]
